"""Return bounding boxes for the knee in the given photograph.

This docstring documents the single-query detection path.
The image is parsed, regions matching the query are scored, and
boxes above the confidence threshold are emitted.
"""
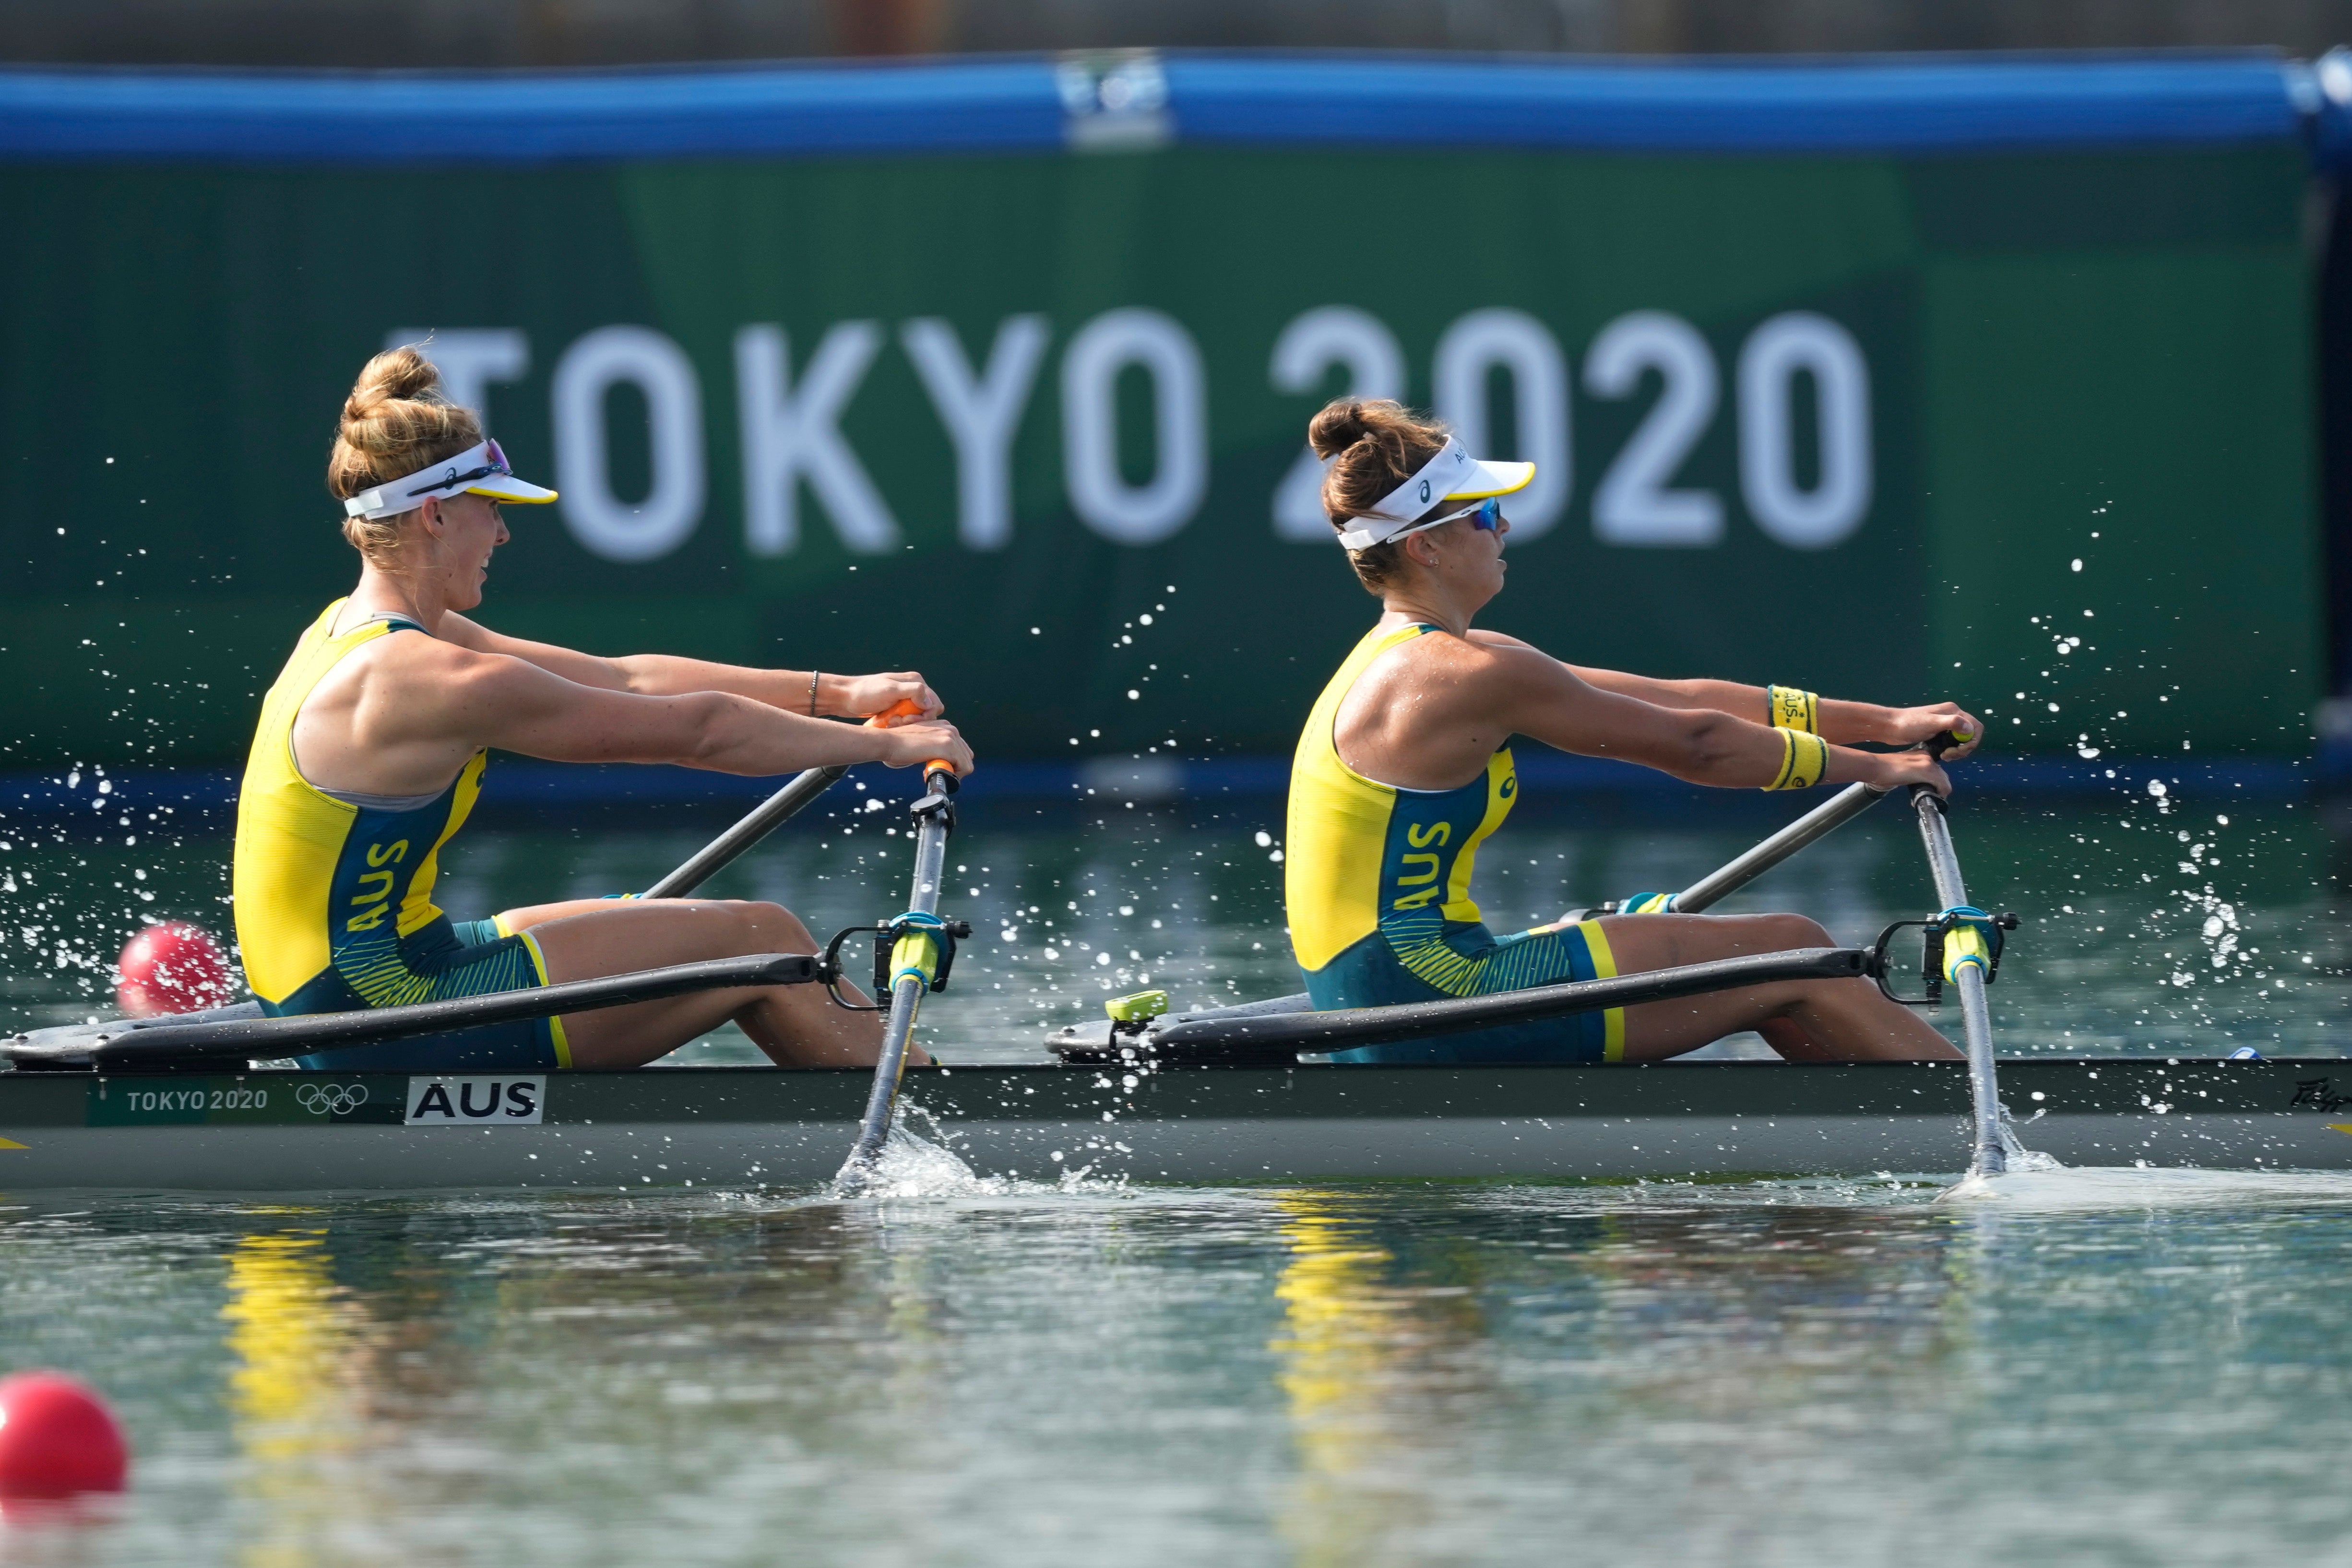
[1757,912,1832,949]
[722,900,814,950]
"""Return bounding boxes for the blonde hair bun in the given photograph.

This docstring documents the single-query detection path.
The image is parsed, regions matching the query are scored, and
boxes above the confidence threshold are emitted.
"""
[327,345,485,558]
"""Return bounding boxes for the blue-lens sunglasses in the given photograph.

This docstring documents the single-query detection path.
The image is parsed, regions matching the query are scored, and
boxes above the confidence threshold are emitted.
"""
[1391,496,1503,543]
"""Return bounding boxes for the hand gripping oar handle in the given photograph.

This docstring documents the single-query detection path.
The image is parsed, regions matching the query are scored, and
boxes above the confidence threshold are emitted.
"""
[836,698,959,1193]
[872,696,960,788]
[1909,732,2005,1177]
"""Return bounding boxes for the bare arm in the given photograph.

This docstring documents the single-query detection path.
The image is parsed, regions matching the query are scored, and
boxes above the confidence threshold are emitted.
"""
[1470,643,1949,795]
[435,612,941,721]
[358,639,973,780]
[1465,630,1980,758]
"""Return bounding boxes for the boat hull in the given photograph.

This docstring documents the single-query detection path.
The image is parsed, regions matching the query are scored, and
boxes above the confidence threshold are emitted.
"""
[0,1057,2343,1191]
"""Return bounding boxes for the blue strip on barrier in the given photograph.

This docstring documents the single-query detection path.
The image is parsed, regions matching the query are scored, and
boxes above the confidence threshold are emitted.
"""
[0,753,2319,825]
[0,59,1068,164]
[0,51,2309,165]
[1164,53,2305,154]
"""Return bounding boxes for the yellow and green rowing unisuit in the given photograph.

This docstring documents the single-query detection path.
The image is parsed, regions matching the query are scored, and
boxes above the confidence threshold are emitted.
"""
[231,600,568,1072]
[1283,621,1624,1063]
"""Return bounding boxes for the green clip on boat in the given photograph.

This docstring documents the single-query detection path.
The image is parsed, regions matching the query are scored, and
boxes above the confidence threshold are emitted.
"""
[1,769,2343,1192]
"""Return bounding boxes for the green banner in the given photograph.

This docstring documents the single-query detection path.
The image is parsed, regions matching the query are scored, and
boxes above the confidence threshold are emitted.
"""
[0,143,2315,767]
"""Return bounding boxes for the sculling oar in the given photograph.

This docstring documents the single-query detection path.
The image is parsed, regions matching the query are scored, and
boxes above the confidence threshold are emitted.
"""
[1912,783,2008,1178]
[642,764,849,899]
[6,951,828,1073]
[833,703,963,1194]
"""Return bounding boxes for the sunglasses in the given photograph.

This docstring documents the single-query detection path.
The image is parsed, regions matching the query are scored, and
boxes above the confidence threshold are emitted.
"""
[404,439,513,501]
[1390,496,1504,543]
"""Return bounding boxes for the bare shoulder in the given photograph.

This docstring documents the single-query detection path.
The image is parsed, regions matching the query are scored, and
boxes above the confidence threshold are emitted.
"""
[321,624,529,707]
[1360,627,1528,697]
[1335,628,1523,787]
[1342,627,1514,735]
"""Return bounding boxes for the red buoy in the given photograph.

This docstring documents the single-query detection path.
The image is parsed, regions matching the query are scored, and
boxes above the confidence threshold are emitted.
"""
[114,921,233,1018]
[0,1373,128,1499]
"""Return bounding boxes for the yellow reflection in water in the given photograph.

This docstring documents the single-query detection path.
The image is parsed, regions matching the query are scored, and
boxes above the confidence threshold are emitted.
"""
[1269,1192,1409,1567]
[220,1228,374,1568]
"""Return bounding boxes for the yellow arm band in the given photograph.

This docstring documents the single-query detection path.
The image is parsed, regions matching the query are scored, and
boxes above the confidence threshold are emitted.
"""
[1767,685,1819,735]
[1764,728,1829,791]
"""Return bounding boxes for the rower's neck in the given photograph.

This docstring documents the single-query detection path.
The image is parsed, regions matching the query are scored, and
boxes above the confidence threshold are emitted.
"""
[1378,589,1473,639]
[342,562,444,638]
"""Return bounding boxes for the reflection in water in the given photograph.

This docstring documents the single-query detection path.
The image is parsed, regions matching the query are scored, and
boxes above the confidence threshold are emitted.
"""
[1270,1192,1490,1567]
[219,1227,374,1568]
[7,1185,2352,1565]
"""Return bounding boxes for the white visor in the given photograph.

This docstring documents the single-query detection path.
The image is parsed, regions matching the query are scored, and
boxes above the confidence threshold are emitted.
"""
[1335,437,1535,550]
[343,439,559,523]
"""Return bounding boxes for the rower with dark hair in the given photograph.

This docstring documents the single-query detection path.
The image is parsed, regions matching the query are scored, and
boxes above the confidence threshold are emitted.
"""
[1287,397,1970,1064]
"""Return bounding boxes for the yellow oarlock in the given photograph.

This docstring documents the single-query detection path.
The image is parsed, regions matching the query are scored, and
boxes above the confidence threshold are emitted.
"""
[1106,989,1170,1024]
[890,928,942,990]
[1941,907,1996,986]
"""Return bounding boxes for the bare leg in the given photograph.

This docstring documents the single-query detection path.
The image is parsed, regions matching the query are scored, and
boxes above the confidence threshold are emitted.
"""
[1595,912,1960,1063]
[494,898,920,1071]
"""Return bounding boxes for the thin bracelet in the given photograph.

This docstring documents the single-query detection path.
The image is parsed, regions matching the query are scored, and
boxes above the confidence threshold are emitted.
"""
[808,670,820,717]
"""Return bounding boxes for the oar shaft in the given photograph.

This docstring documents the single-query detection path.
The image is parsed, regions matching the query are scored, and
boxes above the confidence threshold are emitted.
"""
[641,764,848,900]
[1913,790,2006,1176]
[840,768,956,1181]
[1672,782,1889,914]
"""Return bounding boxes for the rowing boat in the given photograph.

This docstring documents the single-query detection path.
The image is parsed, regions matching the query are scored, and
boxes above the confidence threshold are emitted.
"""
[0,1056,2340,1191]
[7,744,2309,1193]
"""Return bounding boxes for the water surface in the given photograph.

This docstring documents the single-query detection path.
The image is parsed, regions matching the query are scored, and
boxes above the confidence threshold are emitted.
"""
[6,1176,2352,1566]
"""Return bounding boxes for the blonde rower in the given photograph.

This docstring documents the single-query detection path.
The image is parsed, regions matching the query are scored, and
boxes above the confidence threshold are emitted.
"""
[231,347,971,1072]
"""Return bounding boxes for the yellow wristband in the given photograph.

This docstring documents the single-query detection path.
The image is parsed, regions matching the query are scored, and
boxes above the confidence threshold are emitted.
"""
[1767,685,1819,735]
[1764,728,1828,791]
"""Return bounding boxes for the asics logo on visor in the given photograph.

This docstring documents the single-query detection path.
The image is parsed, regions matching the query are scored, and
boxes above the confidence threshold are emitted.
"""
[406,439,512,499]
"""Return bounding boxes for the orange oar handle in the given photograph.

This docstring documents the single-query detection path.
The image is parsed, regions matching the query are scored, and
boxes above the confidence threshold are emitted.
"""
[865,697,956,780]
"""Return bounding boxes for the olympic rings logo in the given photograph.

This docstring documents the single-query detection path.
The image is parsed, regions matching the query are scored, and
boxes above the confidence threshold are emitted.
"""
[296,1082,369,1116]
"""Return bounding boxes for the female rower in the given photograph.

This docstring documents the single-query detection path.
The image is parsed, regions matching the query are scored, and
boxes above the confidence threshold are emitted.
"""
[231,347,972,1072]
[1288,399,1971,1064]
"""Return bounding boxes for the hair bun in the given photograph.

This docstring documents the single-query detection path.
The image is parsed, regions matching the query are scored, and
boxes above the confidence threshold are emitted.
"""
[1307,396,1449,591]
[326,344,483,511]
[342,345,446,426]
[1307,398,1371,461]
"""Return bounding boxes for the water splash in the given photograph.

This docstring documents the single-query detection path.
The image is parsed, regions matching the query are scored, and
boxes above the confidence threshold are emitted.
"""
[822,1098,1135,1202]
[1939,1099,2062,1200]
[1943,1166,2352,1210]
[837,1113,983,1199]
